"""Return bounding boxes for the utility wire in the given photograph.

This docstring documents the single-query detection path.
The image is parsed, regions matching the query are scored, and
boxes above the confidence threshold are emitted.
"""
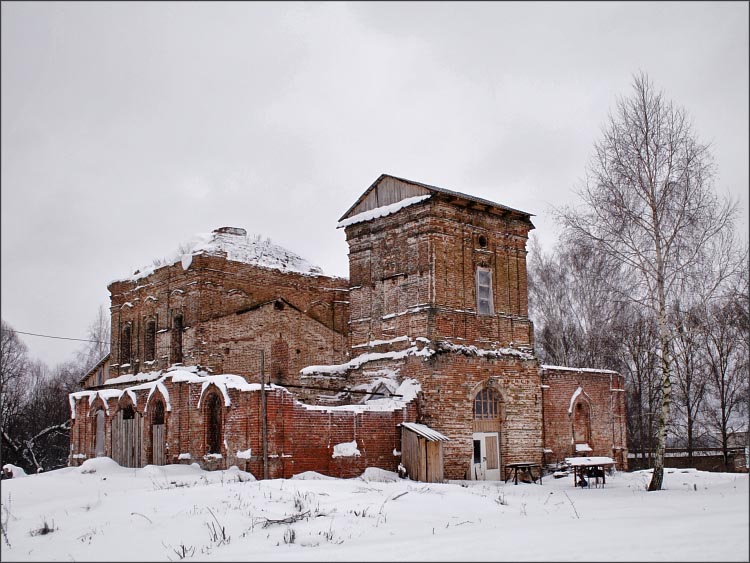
[11,330,110,345]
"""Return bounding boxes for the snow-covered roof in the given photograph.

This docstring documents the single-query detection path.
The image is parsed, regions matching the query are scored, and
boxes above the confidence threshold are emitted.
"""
[338,174,534,223]
[113,228,326,283]
[337,195,431,228]
[400,422,450,442]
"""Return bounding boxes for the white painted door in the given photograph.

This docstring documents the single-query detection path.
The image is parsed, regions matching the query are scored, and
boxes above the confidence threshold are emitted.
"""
[471,432,501,480]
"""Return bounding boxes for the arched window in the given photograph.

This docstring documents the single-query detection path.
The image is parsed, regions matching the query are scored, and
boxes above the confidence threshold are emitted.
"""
[205,394,222,454]
[120,323,132,366]
[121,405,135,420]
[144,320,156,362]
[152,400,165,425]
[172,314,183,364]
[474,388,500,420]
[573,401,591,444]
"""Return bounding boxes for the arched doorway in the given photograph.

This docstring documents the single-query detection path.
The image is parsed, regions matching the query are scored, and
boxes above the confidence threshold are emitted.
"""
[94,409,105,457]
[151,400,166,465]
[205,393,222,455]
[112,404,142,467]
[573,401,592,448]
[471,387,501,480]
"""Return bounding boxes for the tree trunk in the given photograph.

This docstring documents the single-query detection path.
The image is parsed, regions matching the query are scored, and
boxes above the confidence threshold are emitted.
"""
[649,248,671,491]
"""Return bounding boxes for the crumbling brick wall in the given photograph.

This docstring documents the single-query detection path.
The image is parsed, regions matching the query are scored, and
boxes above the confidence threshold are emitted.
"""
[107,252,349,380]
[540,366,628,470]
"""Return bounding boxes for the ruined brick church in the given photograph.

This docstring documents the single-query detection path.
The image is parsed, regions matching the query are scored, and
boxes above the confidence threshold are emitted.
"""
[69,174,627,481]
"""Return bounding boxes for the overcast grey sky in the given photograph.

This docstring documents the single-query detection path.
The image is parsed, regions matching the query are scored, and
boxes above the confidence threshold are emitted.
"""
[2,1,748,368]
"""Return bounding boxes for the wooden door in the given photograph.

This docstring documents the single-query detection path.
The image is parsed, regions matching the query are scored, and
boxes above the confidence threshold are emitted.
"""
[112,407,142,467]
[152,425,166,465]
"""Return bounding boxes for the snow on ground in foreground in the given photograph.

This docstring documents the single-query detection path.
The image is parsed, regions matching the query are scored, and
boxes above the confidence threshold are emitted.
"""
[0,460,747,562]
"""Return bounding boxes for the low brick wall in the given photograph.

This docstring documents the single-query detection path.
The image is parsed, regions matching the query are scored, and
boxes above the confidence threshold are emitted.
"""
[628,449,748,473]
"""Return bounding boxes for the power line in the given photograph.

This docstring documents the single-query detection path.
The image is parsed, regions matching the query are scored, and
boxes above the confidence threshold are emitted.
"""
[11,330,110,345]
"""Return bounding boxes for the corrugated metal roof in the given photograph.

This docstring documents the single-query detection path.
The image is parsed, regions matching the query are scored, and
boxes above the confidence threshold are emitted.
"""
[400,422,450,442]
[339,174,535,222]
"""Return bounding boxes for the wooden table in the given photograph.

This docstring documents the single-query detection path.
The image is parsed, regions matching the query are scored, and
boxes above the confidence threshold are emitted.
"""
[504,462,542,485]
[565,456,616,488]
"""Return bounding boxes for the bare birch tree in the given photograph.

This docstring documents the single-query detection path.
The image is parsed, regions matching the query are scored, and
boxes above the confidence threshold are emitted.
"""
[559,72,738,490]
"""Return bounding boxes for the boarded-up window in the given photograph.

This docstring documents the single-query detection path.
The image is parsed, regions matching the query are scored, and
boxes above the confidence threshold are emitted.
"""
[474,388,499,419]
[145,320,156,362]
[172,314,183,364]
[476,267,493,316]
[120,324,132,365]
[205,394,222,454]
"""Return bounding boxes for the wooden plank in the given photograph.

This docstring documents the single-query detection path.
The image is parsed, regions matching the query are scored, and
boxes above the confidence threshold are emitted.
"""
[485,435,499,470]
[473,419,499,433]
[426,441,443,483]
[349,178,430,217]
[153,425,165,465]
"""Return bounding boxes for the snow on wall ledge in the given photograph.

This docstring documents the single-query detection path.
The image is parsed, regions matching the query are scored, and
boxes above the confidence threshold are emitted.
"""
[300,338,534,380]
[337,195,431,228]
[69,366,421,419]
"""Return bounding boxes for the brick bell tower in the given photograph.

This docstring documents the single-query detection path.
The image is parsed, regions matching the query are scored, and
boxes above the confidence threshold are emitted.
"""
[339,174,536,352]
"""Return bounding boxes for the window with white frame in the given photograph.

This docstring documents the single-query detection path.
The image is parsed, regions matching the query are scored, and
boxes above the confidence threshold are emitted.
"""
[476,267,493,316]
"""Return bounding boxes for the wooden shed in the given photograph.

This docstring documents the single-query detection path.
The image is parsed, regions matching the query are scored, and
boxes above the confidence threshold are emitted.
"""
[400,422,450,483]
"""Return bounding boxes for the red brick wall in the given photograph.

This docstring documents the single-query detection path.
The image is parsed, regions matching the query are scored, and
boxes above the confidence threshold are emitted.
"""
[540,367,628,470]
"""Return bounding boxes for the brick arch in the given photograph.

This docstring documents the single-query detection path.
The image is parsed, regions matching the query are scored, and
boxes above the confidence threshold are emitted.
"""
[87,396,109,418]
[202,390,224,456]
[86,398,109,459]
[115,392,140,415]
[305,299,332,324]
[570,391,593,447]
[467,378,508,406]
[144,388,168,416]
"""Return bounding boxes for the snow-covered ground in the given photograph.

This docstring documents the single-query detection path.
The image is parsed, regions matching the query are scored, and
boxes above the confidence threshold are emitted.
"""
[1,459,747,561]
